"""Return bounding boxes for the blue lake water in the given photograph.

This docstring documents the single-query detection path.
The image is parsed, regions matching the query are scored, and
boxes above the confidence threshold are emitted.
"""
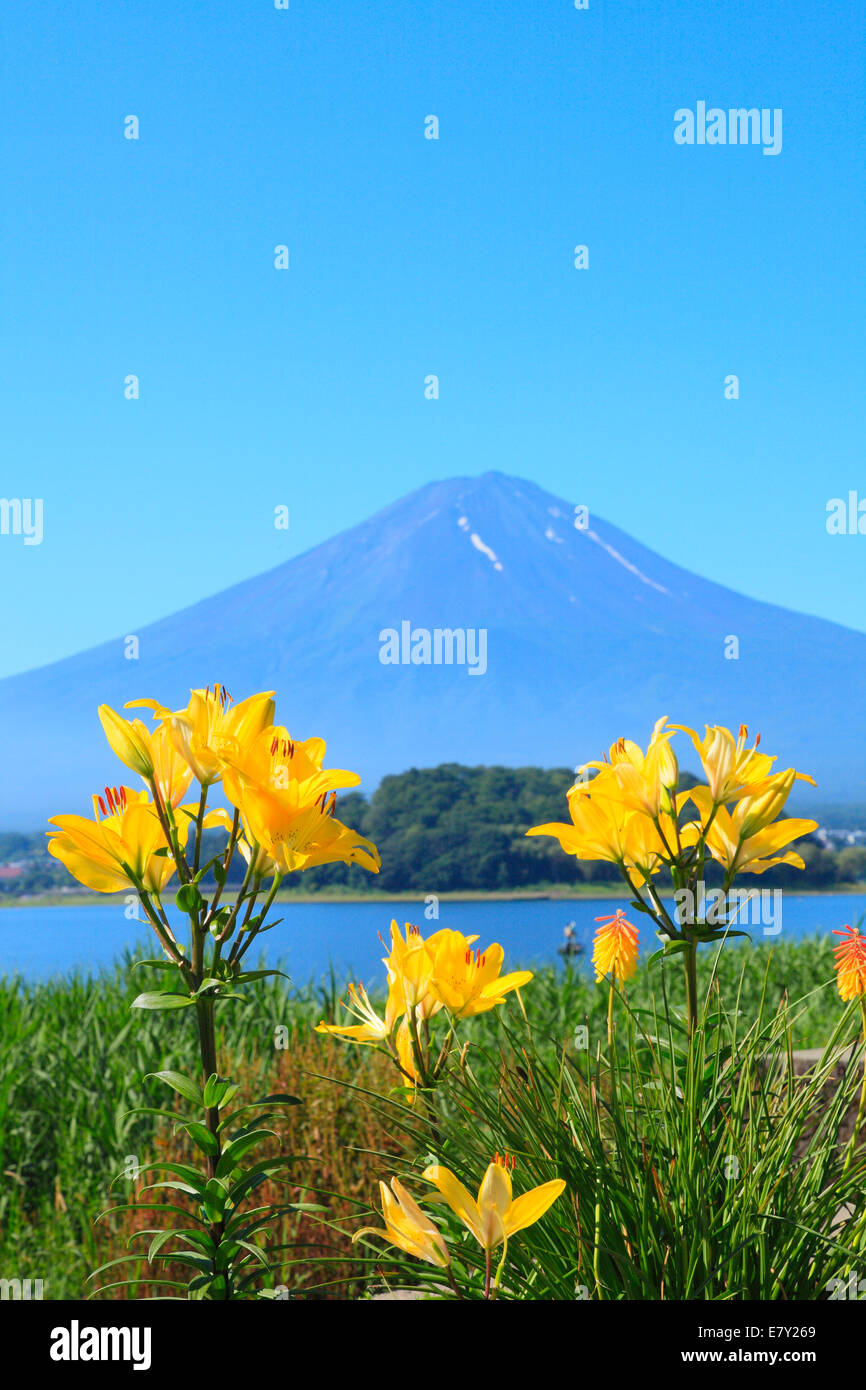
[1,892,864,986]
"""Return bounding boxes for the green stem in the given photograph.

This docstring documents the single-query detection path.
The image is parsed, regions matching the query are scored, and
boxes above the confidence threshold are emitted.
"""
[194,994,229,1298]
[683,938,699,1039]
[192,785,208,875]
[202,810,241,930]
[842,999,866,1176]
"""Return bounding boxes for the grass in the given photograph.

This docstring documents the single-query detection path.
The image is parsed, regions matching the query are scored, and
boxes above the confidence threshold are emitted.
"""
[0,936,859,1299]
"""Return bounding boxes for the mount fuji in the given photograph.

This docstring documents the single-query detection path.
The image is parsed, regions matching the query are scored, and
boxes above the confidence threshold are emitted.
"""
[1,471,863,826]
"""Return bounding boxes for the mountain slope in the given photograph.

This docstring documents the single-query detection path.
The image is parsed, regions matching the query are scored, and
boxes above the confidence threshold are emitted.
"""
[1,471,862,825]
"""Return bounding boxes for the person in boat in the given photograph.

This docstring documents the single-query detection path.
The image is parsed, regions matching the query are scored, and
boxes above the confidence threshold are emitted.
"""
[559,921,583,955]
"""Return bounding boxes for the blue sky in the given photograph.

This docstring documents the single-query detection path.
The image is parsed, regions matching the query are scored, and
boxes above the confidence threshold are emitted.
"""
[1,0,863,678]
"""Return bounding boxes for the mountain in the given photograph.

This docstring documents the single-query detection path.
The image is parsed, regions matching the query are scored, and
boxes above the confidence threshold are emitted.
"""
[1,471,863,827]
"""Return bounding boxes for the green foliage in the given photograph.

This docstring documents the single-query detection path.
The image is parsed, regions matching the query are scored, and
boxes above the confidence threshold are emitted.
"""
[0,949,322,1299]
[353,946,866,1300]
[88,1072,309,1300]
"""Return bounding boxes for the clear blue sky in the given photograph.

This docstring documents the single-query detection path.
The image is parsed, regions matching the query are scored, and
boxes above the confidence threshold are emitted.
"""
[1,0,863,678]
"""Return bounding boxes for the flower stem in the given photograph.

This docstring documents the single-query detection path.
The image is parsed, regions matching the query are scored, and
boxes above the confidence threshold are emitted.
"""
[683,938,699,1038]
[842,998,866,1176]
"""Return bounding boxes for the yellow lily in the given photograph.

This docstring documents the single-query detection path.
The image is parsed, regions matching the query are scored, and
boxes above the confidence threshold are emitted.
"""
[211,723,378,875]
[422,1156,565,1252]
[353,1177,450,1269]
[394,1017,422,1102]
[382,921,441,1018]
[315,979,404,1044]
[426,929,533,1018]
[127,685,276,786]
[47,786,181,894]
[222,775,379,876]
[99,705,194,807]
[98,705,156,780]
[672,722,813,805]
[578,716,679,818]
[528,785,678,877]
[733,768,809,839]
[683,786,817,876]
[286,811,380,874]
[149,722,195,807]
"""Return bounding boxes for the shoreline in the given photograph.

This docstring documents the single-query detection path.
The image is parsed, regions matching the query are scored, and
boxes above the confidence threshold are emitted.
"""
[2,883,865,910]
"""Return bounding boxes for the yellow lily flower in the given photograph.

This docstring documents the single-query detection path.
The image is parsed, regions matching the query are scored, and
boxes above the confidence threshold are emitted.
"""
[99,705,194,807]
[286,811,380,875]
[394,1017,422,1103]
[315,979,404,1043]
[733,768,809,839]
[672,722,813,805]
[98,705,156,780]
[353,1177,450,1269]
[222,776,379,876]
[47,786,182,894]
[528,784,676,878]
[382,921,442,1018]
[528,788,633,865]
[210,723,379,875]
[578,716,679,818]
[422,1156,565,1252]
[426,929,533,1018]
[683,786,817,876]
[149,722,195,808]
[127,685,276,786]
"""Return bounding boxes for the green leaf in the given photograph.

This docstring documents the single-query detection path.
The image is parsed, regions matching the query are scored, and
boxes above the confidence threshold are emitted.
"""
[116,1105,182,1128]
[220,1093,301,1126]
[131,958,176,972]
[193,977,225,996]
[233,969,290,985]
[95,1201,206,1226]
[147,1227,187,1263]
[227,1155,295,1203]
[647,941,690,967]
[87,1278,188,1299]
[212,860,227,886]
[179,1121,220,1157]
[203,1177,229,1223]
[203,1074,235,1109]
[138,1160,210,1194]
[216,1130,275,1179]
[176,883,205,916]
[146,1070,205,1108]
[232,1239,271,1270]
[141,1180,205,1199]
[132,991,195,1011]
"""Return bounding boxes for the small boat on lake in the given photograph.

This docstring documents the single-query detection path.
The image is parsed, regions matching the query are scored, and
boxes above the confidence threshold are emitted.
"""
[557,921,584,957]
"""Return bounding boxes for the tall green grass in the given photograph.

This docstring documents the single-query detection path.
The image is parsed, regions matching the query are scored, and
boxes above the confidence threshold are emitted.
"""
[0,936,857,1299]
[342,939,866,1300]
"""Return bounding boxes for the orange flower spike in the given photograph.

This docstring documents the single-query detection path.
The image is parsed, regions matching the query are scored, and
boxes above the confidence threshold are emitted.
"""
[833,925,866,1002]
[592,909,640,983]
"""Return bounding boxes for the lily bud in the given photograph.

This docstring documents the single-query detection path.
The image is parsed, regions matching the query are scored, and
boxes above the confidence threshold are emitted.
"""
[737,769,796,839]
[98,705,155,779]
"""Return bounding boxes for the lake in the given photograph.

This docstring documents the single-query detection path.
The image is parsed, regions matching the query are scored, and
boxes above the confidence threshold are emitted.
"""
[1,892,864,985]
